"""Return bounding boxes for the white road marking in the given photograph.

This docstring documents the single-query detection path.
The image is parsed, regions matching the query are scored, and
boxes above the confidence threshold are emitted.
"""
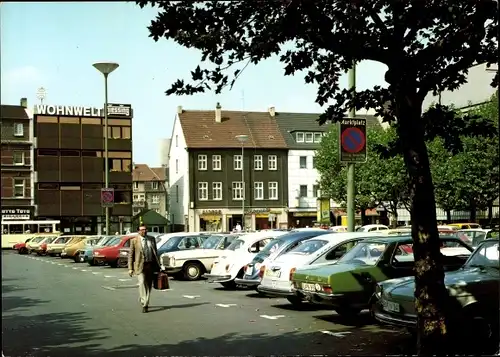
[73,267,78,270]
[320,331,352,338]
[118,278,131,282]
[92,272,101,275]
[81,269,88,272]
[260,315,285,320]
[57,263,63,266]
[215,304,237,308]
[51,262,56,264]
[101,286,116,291]
[104,275,115,278]
[183,295,200,299]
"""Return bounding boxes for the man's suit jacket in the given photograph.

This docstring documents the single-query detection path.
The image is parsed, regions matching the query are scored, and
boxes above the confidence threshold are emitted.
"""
[128,235,160,275]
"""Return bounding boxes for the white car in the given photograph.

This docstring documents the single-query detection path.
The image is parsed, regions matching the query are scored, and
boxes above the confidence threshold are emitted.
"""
[356,224,389,232]
[160,233,239,280]
[204,230,288,288]
[258,232,382,305]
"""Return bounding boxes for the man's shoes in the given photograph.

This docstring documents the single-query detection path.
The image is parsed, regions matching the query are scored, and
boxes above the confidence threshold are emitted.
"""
[142,306,148,313]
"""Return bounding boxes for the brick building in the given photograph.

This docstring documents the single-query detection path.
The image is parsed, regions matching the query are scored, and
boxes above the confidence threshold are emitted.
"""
[1,98,35,225]
[33,103,134,234]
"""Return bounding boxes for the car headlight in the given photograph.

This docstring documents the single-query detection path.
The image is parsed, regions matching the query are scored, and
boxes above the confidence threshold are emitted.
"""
[375,284,383,298]
[119,251,128,256]
[94,251,100,256]
[169,256,175,267]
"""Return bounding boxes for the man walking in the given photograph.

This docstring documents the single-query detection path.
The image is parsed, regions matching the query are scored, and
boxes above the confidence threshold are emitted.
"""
[128,225,160,313]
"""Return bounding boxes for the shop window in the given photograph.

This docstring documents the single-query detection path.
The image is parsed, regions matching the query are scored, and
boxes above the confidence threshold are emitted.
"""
[115,190,131,204]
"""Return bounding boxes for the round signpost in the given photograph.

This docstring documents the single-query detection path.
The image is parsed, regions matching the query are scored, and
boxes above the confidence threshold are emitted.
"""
[101,188,114,208]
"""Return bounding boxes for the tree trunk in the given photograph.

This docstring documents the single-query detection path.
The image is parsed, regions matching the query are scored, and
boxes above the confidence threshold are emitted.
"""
[396,98,450,355]
[487,204,493,224]
[360,209,367,225]
[446,210,451,224]
[469,200,477,222]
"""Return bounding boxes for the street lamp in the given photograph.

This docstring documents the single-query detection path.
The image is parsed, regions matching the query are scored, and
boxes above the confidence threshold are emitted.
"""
[235,134,249,230]
[93,62,119,235]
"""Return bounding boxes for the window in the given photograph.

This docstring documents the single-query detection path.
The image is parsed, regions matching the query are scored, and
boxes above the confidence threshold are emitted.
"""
[13,179,24,197]
[198,182,208,201]
[314,132,322,143]
[313,185,319,198]
[13,123,24,137]
[152,182,159,190]
[299,185,308,197]
[175,159,179,174]
[312,156,317,169]
[175,185,179,203]
[60,150,80,157]
[268,155,277,170]
[296,132,304,142]
[305,132,314,143]
[38,149,58,156]
[134,182,139,190]
[133,194,138,200]
[234,155,242,170]
[121,127,131,139]
[82,151,99,157]
[212,155,221,170]
[175,135,178,147]
[108,159,131,172]
[299,156,307,169]
[232,182,243,200]
[254,182,264,200]
[212,182,222,200]
[198,154,207,170]
[106,126,131,139]
[268,182,278,200]
[254,155,263,170]
[152,195,160,204]
[13,151,24,165]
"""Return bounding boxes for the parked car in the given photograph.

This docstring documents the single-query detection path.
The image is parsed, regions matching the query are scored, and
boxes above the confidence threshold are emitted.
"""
[117,232,209,268]
[160,233,239,280]
[448,222,481,230]
[63,236,101,262]
[258,232,381,305]
[79,235,117,263]
[290,235,474,317]
[33,236,59,255]
[26,236,48,253]
[235,229,333,289]
[204,231,288,288]
[14,237,34,254]
[373,239,499,354]
[329,226,348,232]
[92,234,136,268]
[59,236,87,258]
[458,228,497,248]
[46,236,85,256]
[356,224,389,232]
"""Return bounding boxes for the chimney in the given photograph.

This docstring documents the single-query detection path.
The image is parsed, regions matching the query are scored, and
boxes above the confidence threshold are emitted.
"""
[177,105,183,114]
[20,98,28,108]
[215,102,222,123]
[268,106,275,117]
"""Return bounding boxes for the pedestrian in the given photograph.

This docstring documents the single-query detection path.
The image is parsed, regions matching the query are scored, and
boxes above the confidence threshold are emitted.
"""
[235,222,242,232]
[128,225,160,313]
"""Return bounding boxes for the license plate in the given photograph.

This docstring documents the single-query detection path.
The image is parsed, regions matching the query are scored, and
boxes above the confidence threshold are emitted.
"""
[301,283,316,292]
[245,266,253,275]
[265,269,281,278]
[382,300,400,313]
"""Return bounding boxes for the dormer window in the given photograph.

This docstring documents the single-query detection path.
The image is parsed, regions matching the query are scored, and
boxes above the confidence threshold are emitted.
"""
[314,132,322,143]
[296,132,304,142]
[305,132,313,143]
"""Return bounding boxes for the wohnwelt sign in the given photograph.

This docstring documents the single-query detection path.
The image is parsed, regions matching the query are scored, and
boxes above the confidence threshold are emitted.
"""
[34,103,132,118]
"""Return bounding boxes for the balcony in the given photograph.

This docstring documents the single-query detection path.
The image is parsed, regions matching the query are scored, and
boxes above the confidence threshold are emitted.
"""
[108,139,132,151]
[294,197,318,209]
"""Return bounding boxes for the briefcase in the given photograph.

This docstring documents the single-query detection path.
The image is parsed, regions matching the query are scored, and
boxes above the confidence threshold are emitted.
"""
[154,271,170,290]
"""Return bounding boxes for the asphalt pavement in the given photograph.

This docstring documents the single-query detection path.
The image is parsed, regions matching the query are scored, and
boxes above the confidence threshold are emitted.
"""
[2,250,414,356]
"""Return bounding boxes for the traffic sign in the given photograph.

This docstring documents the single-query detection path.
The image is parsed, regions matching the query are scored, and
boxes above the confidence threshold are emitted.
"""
[101,188,115,208]
[339,118,367,163]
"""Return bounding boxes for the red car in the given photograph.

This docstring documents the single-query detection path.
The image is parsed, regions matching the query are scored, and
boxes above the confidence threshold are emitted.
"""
[92,234,135,268]
[14,238,33,254]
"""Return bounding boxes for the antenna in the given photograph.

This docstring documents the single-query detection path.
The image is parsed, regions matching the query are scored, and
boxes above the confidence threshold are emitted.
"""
[36,87,47,104]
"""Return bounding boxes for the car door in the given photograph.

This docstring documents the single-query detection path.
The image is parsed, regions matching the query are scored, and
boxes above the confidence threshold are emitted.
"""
[311,239,362,267]
[387,242,415,279]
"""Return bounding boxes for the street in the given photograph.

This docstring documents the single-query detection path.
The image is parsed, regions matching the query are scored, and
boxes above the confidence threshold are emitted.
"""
[2,251,413,356]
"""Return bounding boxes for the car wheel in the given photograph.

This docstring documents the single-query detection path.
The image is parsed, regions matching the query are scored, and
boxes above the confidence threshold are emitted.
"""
[335,307,361,318]
[460,311,496,354]
[109,259,118,268]
[73,254,80,263]
[19,247,28,255]
[183,262,203,281]
[286,296,303,306]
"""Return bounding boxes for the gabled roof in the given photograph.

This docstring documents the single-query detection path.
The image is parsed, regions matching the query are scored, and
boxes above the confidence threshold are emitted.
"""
[132,164,166,182]
[1,105,29,120]
[178,109,287,149]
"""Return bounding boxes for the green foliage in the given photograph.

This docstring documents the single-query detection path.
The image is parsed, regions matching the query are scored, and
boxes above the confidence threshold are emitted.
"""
[315,125,410,214]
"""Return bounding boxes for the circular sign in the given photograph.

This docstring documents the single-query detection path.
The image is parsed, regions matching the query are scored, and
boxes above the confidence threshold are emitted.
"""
[101,190,114,203]
[341,127,366,154]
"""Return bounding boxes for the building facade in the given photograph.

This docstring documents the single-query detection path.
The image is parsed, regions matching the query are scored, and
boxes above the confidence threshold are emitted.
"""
[132,164,168,217]
[33,103,133,234]
[1,98,35,227]
[169,105,289,232]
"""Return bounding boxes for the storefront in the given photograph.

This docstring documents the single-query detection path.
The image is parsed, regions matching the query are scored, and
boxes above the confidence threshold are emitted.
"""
[199,210,223,232]
[287,211,317,228]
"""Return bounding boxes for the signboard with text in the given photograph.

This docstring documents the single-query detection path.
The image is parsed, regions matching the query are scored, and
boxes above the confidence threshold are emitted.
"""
[339,118,367,163]
[1,207,34,220]
[34,103,133,118]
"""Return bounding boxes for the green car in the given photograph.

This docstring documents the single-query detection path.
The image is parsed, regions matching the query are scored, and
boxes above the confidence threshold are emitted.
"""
[374,239,499,354]
[290,235,473,317]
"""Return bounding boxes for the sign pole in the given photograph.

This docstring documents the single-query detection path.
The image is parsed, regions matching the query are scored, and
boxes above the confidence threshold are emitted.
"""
[347,64,356,232]
[104,73,110,235]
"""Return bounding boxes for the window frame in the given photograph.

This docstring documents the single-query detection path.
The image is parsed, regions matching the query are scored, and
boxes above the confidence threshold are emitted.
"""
[13,123,24,137]
[198,154,208,171]
[212,182,223,200]
[198,182,209,201]
[13,179,25,197]
[234,155,242,170]
[212,155,222,171]
[268,181,278,200]
[254,155,263,170]
[299,156,307,169]
[254,182,264,200]
[296,132,304,142]
[232,181,244,200]
[13,151,25,165]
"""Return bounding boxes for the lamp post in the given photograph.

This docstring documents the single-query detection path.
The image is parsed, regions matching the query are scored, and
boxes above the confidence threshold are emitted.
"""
[93,62,119,235]
[235,134,249,230]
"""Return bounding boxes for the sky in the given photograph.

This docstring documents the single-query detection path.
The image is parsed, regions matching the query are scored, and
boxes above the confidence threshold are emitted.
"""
[1,2,388,166]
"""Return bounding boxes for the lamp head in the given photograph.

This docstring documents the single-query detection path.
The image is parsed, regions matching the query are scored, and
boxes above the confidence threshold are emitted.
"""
[93,62,119,75]
[235,134,249,143]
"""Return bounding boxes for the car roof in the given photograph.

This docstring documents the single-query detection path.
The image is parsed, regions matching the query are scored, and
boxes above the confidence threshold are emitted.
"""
[301,232,381,244]
[237,230,287,241]
[362,234,463,244]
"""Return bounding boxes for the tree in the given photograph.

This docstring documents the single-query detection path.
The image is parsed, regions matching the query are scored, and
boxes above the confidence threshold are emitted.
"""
[137,1,498,353]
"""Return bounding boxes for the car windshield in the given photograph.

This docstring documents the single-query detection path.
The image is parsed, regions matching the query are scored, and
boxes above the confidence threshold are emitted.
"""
[337,241,389,265]
[226,238,245,251]
[160,236,183,250]
[289,239,329,254]
[33,237,45,243]
[201,235,223,249]
[465,240,499,269]
[105,237,121,246]
[486,230,499,239]
[259,238,287,256]
[46,236,58,243]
